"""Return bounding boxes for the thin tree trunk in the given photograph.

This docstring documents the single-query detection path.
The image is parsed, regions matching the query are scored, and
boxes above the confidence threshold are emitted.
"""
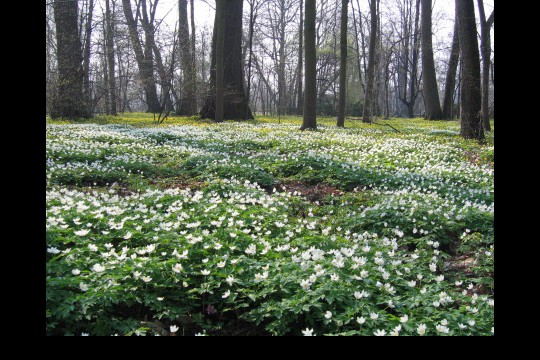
[362,0,378,123]
[178,0,196,115]
[300,0,317,130]
[337,0,348,127]
[105,0,117,115]
[82,0,94,113]
[420,0,441,119]
[456,0,484,141]
[442,18,459,120]
[477,0,493,131]
[296,0,304,115]
[245,1,257,119]
[215,0,225,123]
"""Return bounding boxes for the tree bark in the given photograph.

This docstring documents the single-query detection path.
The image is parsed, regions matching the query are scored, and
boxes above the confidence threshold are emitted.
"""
[215,0,225,123]
[420,0,441,119]
[105,0,117,115]
[300,0,317,130]
[200,0,253,120]
[178,0,196,115]
[456,0,484,141]
[442,17,459,120]
[245,1,257,119]
[362,0,378,123]
[337,0,348,127]
[296,0,304,115]
[82,0,94,113]
[52,0,88,119]
[477,0,493,131]
[122,0,161,113]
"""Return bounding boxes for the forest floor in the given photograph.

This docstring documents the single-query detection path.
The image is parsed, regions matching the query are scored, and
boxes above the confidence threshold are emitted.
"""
[46,114,494,336]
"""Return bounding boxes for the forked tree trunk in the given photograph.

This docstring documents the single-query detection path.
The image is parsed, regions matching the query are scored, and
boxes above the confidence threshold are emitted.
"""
[442,18,459,120]
[420,0,441,119]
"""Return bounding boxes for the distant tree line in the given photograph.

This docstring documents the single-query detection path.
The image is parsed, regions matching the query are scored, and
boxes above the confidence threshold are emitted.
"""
[46,0,493,141]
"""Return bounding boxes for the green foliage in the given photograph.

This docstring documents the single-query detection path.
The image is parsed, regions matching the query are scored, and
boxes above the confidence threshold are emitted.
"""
[46,114,493,336]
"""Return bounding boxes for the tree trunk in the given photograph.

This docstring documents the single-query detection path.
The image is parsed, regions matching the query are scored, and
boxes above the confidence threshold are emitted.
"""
[477,0,493,131]
[362,0,378,123]
[300,0,317,130]
[442,18,459,120]
[105,0,117,115]
[121,0,161,113]
[82,0,94,114]
[178,0,196,115]
[337,0,348,127]
[215,0,225,123]
[296,0,304,115]
[420,0,441,119]
[245,1,257,119]
[52,0,88,119]
[456,0,484,141]
[200,0,253,120]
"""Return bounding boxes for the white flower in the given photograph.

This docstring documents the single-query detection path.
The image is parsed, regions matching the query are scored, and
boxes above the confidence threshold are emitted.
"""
[81,333,89,336]
[74,229,90,236]
[157,297,164,301]
[436,325,450,334]
[47,247,61,254]
[302,328,315,336]
[92,264,105,273]
[194,332,207,336]
[245,244,256,255]
[300,279,311,290]
[141,276,152,282]
[370,312,379,320]
[104,243,113,249]
[133,271,141,278]
[420,287,427,294]
[467,320,475,326]
[226,276,236,286]
[435,275,444,282]
[407,281,416,287]
[429,263,437,272]
[88,244,98,252]
[230,233,237,238]
[79,282,89,291]
[432,301,440,307]
[487,299,494,306]
[170,325,179,333]
[217,261,226,268]
[356,317,366,324]
[458,323,467,329]
[373,329,386,336]
[172,263,183,273]
[324,311,332,319]
[354,291,363,299]
[330,274,339,281]
[400,314,408,323]
[72,269,81,275]
[455,280,463,286]
[417,324,427,335]
[360,270,369,278]
[222,290,231,299]
[440,319,448,326]
[254,271,268,281]
[201,269,211,276]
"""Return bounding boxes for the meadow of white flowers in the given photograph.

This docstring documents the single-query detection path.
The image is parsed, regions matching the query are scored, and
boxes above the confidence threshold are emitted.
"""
[46,121,493,336]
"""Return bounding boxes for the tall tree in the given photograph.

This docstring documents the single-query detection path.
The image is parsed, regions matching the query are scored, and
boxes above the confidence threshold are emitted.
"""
[441,17,459,120]
[296,0,304,115]
[82,0,95,113]
[105,0,117,115]
[456,0,484,141]
[122,0,161,112]
[477,0,494,131]
[52,0,88,119]
[420,0,441,119]
[200,0,253,120]
[362,0,378,123]
[300,0,317,130]
[178,0,196,115]
[245,0,260,120]
[215,0,225,123]
[337,0,349,127]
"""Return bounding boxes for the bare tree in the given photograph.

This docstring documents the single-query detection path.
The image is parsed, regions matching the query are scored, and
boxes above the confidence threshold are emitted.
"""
[300,0,317,130]
[105,0,117,115]
[441,16,459,120]
[477,0,494,131]
[362,0,379,123]
[337,0,348,127]
[215,0,225,123]
[178,0,196,115]
[456,0,484,141]
[420,0,441,119]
